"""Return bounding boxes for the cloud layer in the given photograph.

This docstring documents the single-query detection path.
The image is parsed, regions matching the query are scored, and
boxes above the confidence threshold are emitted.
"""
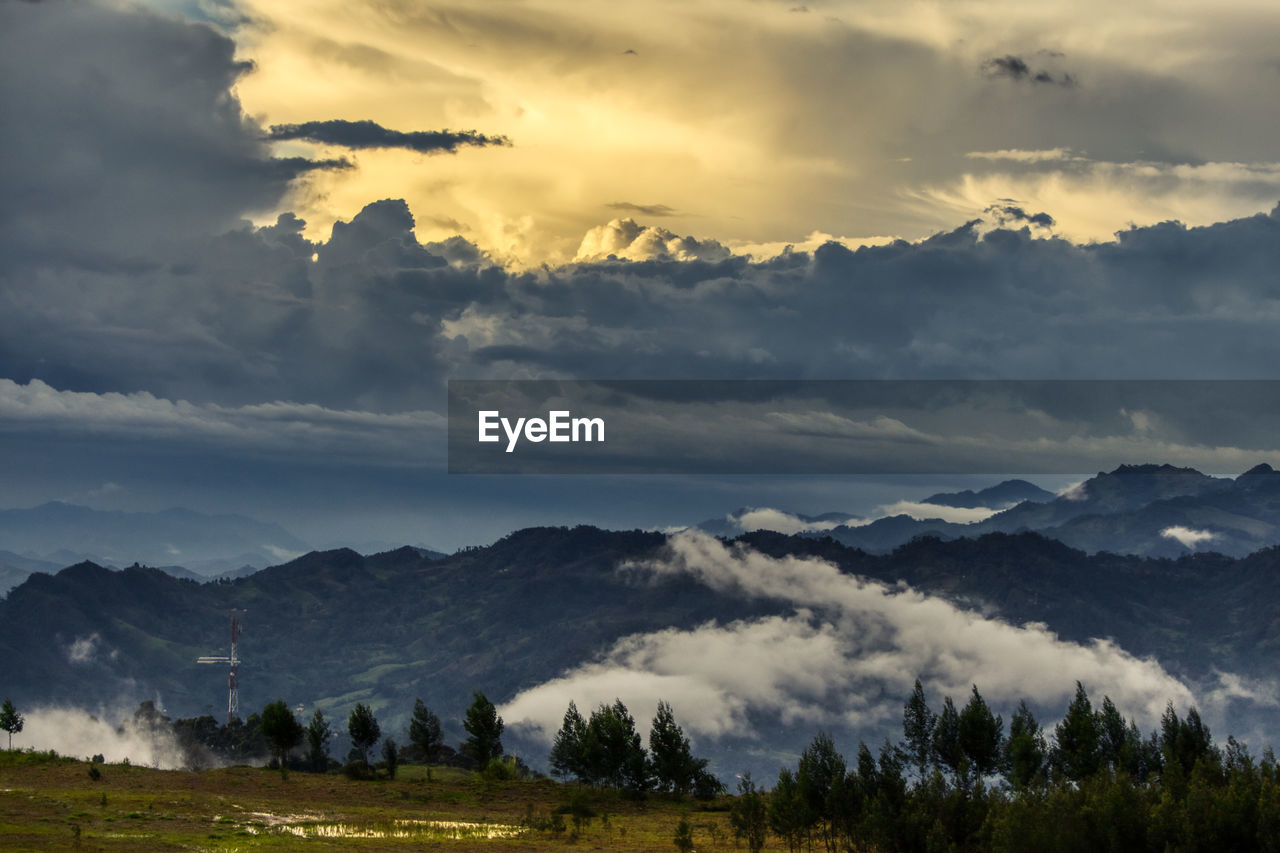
[501,532,1199,744]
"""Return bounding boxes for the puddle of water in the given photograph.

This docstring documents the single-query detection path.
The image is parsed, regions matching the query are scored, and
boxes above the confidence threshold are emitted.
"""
[230,813,523,841]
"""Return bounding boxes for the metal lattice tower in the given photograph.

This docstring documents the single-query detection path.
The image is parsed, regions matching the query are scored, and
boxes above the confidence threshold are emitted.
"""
[197,615,242,723]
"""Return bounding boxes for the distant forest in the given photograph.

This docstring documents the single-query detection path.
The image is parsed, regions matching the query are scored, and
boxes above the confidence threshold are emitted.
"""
[11,674,1277,852]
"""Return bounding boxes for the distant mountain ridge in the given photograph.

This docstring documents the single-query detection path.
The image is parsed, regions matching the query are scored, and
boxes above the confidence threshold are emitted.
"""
[921,479,1054,509]
[2,524,1280,777]
[797,464,1280,558]
[0,502,308,572]
[0,502,448,592]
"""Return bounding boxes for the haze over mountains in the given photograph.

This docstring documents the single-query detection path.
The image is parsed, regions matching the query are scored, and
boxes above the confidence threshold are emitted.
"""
[4,461,1280,598]
[0,503,451,594]
[4,462,1280,777]
[710,463,1280,559]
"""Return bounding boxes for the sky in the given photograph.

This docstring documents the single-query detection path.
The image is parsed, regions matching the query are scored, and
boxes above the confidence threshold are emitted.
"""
[5,0,1280,549]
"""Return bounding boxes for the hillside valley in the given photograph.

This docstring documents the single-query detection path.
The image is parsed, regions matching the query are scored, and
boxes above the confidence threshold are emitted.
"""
[3,520,1280,777]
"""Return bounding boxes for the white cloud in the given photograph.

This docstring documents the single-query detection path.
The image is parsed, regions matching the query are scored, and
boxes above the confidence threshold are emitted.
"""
[263,545,304,563]
[1057,481,1089,501]
[1161,525,1217,548]
[912,160,1280,245]
[728,231,899,260]
[728,500,998,535]
[502,531,1197,744]
[1203,671,1280,709]
[733,508,853,535]
[17,706,187,769]
[965,149,1082,163]
[575,218,731,262]
[0,379,445,465]
[67,634,102,665]
[870,500,1001,525]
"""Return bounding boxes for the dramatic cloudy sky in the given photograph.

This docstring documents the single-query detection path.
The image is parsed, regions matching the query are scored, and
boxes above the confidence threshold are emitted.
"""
[5,0,1280,548]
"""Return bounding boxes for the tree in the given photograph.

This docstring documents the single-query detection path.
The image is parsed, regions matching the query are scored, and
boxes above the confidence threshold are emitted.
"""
[729,773,768,853]
[932,696,965,782]
[1054,682,1101,782]
[462,691,504,768]
[1004,700,1047,791]
[408,699,442,777]
[260,700,303,778]
[769,767,810,853]
[1096,695,1135,775]
[305,709,331,772]
[549,701,587,780]
[382,738,399,780]
[958,684,1004,777]
[348,702,381,765]
[673,816,694,853]
[649,700,697,794]
[0,698,23,750]
[1160,702,1215,776]
[582,699,649,790]
[797,731,845,853]
[902,679,936,780]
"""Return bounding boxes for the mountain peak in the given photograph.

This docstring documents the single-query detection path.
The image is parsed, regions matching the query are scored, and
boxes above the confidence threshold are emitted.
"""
[1107,463,1207,477]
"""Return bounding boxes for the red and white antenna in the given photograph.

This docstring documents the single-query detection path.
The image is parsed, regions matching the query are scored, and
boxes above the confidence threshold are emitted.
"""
[197,615,242,723]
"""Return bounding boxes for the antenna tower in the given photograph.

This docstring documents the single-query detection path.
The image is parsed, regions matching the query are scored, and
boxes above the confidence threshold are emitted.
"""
[197,615,242,723]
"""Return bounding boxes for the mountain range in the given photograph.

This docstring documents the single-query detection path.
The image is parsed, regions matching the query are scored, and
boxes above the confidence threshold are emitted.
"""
[7,462,1280,778]
[711,464,1280,558]
[0,502,308,579]
[3,509,1280,777]
[0,503,451,594]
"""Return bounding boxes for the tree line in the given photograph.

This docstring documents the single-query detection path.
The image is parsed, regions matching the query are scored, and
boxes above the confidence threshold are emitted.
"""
[727,679,1280,853]
[548,698,722,797]
[165,690,509,779]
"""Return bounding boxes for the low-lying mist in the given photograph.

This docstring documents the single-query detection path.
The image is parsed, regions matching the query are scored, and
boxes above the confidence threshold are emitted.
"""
[18,705,189,769]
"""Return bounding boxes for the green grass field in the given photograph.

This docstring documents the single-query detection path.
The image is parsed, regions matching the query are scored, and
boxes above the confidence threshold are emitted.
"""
[0,751,743,852]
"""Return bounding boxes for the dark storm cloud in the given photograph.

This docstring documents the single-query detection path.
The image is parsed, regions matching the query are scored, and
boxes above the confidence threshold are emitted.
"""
[986,203,1055,229]
[983,54,1077,87]
[0,0,331,267]
[12,195,1280,416]
[9,0,1280,442]
[606,202,678,217]
[266,119,511,154]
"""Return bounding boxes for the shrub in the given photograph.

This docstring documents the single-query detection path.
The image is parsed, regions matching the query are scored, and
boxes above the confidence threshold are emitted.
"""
[342,759,373,780]
[483,755,519,780]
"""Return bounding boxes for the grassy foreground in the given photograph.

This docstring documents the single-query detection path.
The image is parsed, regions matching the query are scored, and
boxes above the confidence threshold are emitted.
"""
[0,750,740,852]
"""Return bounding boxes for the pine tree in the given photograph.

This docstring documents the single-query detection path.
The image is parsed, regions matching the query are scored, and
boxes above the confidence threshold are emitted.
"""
[582,699,648,790]
[549,700,587,780]
[1054,682,1101,782]
[932,696,965,782]
[769,767,811,853]
[729,772,769,853]
[347,702,381,766]
[958,684,1004,777]
[902,678,936,780]
[462,691,504,769]
[305,709,331,772]
[1004,700,1046,791]
[797,731,845,853]
[1096,695,1127,772]
[408,698,442,776]
[649,700,696,794]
